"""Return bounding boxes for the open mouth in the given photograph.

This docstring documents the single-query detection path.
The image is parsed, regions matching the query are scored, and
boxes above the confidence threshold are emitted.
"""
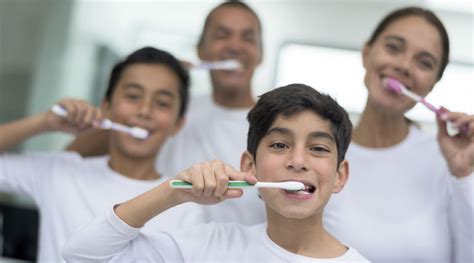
[380,75,411,91]
[284,183,316,195]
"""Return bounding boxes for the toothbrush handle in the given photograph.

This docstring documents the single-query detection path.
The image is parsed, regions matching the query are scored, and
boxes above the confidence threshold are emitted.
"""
[51,104,68,117]
[169,180,253,189]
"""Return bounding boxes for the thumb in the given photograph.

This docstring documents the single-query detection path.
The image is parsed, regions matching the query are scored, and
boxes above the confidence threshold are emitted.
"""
[436,107,449,139]
[223,189,244,199]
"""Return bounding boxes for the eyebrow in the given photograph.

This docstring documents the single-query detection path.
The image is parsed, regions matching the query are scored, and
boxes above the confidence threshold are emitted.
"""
[123,83,176,99]
[123,83,143,90]
[384,35,438,65]
[266,127,335,143]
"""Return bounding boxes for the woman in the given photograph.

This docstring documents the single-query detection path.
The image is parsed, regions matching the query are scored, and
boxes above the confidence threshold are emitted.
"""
[324,7,473,263]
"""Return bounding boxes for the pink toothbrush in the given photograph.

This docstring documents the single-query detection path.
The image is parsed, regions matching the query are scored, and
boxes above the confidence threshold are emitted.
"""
[382,77,468,135]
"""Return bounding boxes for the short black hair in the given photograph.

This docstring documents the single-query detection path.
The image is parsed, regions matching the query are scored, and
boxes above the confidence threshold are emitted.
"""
[197,0,262,49]
[247,84,352,166]
[104,47,190,118]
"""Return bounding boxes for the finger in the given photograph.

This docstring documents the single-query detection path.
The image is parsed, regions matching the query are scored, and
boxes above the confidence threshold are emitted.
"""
[436,107,449,138]
[244,173,258,184]
[224,164,248,181]
[82,106,99,130]
[212,160,228,197]
[450,114,472,133]
[223,189,243,199]
[202,162,216,197]
[190,164,204,196]
[74,100,90,127]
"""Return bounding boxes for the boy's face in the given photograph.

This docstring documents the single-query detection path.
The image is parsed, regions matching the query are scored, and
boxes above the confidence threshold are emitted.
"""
[198,6,262,93]
[241,110,348,220]
[102,63,184,159]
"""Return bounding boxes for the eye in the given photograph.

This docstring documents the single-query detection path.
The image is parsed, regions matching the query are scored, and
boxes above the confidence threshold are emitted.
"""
[417,59,434,71]
[269,142,288,150]
[155,100,172,108]
[310,145,330,153]
[125,93,140,101]
[385,43,401,54]
[243,33,256,44]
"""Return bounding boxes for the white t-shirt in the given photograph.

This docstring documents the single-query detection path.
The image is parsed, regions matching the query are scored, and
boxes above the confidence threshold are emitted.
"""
[0,152,205,262]
[324,126,473,263]
[63,207,370,262]
[157,94,266,225]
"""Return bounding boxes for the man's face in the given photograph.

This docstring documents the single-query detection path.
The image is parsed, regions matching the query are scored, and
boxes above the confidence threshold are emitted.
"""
[198,6,262,93]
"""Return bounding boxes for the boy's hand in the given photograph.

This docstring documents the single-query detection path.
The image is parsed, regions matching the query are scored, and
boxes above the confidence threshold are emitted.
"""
[46,99,104,135]
[174,160,257,205]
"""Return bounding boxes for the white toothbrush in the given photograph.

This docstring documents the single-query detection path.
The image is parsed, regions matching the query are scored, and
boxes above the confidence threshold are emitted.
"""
[169,180,305,191]
[51,104,149,139]
[192,59,241,71]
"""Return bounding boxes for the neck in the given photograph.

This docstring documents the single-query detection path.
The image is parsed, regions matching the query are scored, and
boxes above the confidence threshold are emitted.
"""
[108,151,160,181]
[212,84,255,108]
[353,103,410,148]
[265,207,346,258]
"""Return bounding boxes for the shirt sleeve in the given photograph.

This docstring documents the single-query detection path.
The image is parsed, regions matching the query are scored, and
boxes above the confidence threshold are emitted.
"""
[448,173,473,263]
[0,152,62,198]
[62,207,183,262]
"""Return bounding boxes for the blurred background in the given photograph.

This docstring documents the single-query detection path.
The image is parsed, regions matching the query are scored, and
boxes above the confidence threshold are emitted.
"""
[0,0,472,261]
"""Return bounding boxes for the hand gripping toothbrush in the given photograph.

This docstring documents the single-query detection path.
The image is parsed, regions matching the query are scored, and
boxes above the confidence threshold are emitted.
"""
[169,180,305,191]
[382,77,468,135]
[51,104,149,139]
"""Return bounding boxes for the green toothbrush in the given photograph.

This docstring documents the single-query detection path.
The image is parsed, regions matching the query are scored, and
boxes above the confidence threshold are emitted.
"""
[169,180,304,191]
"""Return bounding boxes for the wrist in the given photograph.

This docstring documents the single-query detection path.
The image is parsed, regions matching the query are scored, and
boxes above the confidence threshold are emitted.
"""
[166,179,190,205]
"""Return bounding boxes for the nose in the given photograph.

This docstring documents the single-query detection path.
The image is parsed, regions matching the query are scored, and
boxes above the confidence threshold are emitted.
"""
[393,54,411,78]
[285,146,309,172]
[137,98,152,119]
[225,35,244,56]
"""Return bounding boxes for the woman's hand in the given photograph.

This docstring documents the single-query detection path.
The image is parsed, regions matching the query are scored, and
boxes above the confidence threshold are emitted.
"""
[437,109,474,177]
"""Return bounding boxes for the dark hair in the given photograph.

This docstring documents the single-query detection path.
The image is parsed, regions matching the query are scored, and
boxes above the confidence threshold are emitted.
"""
[247,84,353,166]
[104,47,190,118]
[367,6,449,80]
[197,0,262,49]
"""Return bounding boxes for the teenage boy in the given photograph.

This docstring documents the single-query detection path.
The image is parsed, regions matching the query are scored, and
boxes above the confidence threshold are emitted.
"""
[0,47,206,262]
[63,84,369,262]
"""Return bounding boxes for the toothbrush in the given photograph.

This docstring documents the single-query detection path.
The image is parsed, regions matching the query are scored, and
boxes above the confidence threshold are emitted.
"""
[169,180,305,191]
[382,77,468,135]
[192,59,241,71]
[51,104,149,139]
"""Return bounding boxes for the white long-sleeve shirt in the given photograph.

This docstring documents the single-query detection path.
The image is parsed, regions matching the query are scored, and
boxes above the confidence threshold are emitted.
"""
[324,126,473,262]
[63,207,370,262]
[0,152,205,262]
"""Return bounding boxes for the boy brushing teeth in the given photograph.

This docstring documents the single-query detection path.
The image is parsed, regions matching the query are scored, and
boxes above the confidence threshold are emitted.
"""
[63,84,369,262]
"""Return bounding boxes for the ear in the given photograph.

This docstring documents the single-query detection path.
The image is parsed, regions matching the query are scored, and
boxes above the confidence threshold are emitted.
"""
[361,42,370,70]
[240,151,256,177]
[171,117,186,136]
[332,159,349,194]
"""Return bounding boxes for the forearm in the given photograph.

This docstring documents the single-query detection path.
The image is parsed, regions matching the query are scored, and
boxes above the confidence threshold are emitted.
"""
[65,129,110,156]
[115,179,185,228]
[0,113,50,151]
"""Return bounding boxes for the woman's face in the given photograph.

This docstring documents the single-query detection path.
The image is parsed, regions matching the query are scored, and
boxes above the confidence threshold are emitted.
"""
[362,15,443,114]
